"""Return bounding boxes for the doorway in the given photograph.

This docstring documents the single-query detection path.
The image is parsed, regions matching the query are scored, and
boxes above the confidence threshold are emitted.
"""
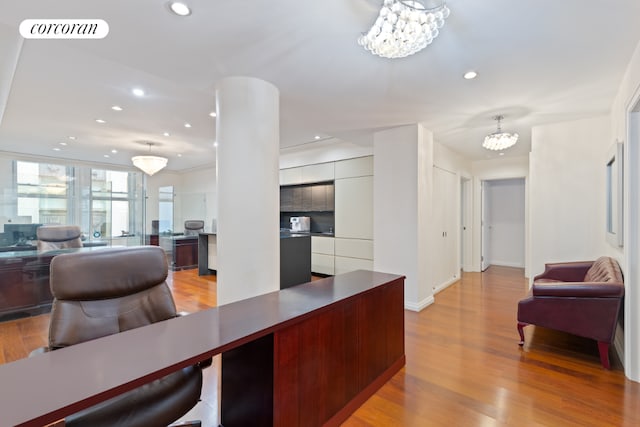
[481,178,526,270]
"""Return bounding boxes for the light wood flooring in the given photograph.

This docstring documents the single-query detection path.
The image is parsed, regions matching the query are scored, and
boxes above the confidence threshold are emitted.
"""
[2,266,640,426]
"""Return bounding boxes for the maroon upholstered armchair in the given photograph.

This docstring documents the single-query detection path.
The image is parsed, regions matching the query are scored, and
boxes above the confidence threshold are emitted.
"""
[517,256,624,369]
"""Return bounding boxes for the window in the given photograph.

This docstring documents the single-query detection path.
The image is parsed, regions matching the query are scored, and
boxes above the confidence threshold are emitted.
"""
[7,160,144,245]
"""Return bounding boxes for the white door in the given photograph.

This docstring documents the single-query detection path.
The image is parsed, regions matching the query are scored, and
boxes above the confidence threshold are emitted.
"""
[481,181,490,271]
[433,167,458,288]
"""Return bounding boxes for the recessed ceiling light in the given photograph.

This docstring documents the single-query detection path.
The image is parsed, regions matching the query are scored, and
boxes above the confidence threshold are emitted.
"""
[59,142,67,146]
[463,70,478,80]
[214,142,218,147]
[111,149,118,154]
[184,123,192,128]
[209,111,217,117]
[169,2,191,16]
[104,154,110,158]
[111,105,123,111]
[68,136,76,140]
[177,153,183,157]
[95,119,106,123]
[314,135,321,140]
[132,88,145,97]
[499,152,505,156]
[163,132,170,137]
[53,147,61,151]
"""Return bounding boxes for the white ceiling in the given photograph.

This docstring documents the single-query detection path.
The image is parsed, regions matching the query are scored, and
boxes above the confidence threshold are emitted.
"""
[1,0,639,171]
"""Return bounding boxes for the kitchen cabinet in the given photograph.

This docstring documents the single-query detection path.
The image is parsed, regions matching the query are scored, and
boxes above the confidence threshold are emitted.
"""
[280,162,334,185]
[335,175,373,239]
[280,167,303,185]
[311,235,335,275]
[334,238,373,260]
[334,256,373,276]
[333,237,373,276]
[335,156,373,179]
[301,162,334,183]
[280,183,335,212]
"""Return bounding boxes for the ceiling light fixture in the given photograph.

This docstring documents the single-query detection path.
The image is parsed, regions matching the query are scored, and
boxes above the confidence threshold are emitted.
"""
[358,0,450,59]
[483,115,518,151]
[169,2,191,16]
[163,132,170,137]
[132,88,145,97]
[184,123,191,128]
[111,105,123,111]
[132,142,168,176]
[68,136,76,140]
[209,112,217,117]
[95,119,106,123]
[463,70,477,80]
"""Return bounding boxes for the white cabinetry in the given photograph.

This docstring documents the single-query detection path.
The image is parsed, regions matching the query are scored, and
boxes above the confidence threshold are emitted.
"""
[335,156,373,179]
[282,156,374,277]
[335,176,373,240]
[333,156,374,275]
[280,162,334,185]
[280,167,303,185]
[311,235,335,275]
[333,238,373,275]
[302,163,334,183]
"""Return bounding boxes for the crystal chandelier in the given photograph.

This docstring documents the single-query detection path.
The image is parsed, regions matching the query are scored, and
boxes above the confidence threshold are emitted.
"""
[132,143,168,176]
[358,0,450,59]
[483,115,519,151]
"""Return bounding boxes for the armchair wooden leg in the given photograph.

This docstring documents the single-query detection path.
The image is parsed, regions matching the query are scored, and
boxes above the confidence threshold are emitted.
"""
[517,322,528,345]
[597,341,611,369]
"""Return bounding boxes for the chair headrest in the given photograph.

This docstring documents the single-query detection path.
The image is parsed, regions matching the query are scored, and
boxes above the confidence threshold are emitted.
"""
[50,246,169,300]
[184,220,204,230]
[37,225,81,242]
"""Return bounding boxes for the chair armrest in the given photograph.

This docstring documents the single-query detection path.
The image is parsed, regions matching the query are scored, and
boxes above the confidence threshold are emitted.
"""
[533,261,594,282]
[532,281,624,298]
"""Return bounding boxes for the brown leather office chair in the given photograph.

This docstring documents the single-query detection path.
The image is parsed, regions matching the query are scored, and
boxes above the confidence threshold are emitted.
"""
[36,225,82,251]
[184,220,205,236]
[31,246,204,427]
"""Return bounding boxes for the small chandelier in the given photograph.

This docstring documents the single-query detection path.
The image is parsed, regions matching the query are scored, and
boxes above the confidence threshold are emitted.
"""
[132,143,168,176]
[483,115,519,151]
[358,0,450,59]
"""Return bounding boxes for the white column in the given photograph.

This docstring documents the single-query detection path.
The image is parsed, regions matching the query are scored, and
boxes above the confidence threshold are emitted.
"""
[373,124,434,311]
[215,77,280,305]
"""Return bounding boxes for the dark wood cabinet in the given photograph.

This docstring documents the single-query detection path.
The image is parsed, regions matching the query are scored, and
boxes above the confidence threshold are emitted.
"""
[280,182,335,212]
[160,236,198,271]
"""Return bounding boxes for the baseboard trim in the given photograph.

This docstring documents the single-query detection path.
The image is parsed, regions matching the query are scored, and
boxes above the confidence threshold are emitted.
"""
[405,295,434,312]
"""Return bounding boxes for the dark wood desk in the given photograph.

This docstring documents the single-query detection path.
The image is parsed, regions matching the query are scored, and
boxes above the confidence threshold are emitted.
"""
[160,235,198,271]
[0,270,405,427]
[0,245,111,321]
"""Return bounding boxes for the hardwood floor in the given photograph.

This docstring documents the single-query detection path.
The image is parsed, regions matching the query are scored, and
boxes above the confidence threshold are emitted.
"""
[2,266,640,426]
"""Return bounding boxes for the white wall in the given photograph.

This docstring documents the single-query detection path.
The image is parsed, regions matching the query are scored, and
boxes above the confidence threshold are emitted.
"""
[373,124,433,311]
[529,116,610,278]
[485,179,525,268]
[612,38,640,381]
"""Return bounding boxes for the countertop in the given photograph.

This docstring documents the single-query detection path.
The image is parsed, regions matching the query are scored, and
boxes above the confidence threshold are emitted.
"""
[279,230,335,238]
